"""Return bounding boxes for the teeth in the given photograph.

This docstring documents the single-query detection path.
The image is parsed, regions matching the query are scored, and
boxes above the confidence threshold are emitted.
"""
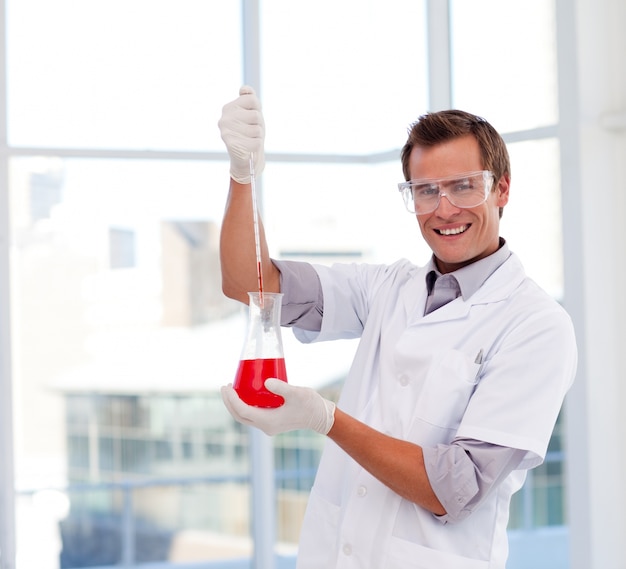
[438,225,468,236]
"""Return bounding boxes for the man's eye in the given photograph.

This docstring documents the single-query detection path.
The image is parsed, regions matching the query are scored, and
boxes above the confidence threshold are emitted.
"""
[415,185,439,198]
[453,180,472,192]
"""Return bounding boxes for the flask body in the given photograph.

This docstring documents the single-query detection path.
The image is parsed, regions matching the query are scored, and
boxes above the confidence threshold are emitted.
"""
[233,292,287,407]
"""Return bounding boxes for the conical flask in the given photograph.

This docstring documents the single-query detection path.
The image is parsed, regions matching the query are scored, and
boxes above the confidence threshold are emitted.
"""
[233,292,288,407]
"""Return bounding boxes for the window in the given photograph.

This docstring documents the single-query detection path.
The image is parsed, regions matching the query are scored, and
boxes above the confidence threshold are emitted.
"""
[1,1,570,568]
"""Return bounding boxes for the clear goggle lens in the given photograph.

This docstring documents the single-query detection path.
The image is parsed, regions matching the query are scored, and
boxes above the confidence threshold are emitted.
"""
[398,170,494,214]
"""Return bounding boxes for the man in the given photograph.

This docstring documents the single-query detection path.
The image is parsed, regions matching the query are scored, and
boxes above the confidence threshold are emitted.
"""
[218,86,577,569]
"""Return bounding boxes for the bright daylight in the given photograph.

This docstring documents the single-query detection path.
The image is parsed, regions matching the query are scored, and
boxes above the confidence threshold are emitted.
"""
[0,1,624,569]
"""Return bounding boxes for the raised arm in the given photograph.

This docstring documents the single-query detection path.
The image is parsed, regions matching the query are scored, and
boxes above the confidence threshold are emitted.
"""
[218,86,280,303]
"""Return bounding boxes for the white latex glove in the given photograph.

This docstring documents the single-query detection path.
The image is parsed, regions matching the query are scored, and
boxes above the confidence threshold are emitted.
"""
[221,379,336,436]
[218,85,265,184]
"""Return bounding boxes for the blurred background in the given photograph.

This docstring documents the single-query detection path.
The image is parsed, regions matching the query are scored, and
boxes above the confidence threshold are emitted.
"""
[0,0,624,568]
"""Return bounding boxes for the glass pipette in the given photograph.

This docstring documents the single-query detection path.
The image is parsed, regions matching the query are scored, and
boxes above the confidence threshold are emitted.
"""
[249,152,264,306]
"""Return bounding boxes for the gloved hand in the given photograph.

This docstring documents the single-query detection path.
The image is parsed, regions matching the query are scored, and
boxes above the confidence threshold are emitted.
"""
[218,85,265,184]
[221,379,336,436]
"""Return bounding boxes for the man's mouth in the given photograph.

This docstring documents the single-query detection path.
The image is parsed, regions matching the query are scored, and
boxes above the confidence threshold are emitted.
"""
[435,224,470,236]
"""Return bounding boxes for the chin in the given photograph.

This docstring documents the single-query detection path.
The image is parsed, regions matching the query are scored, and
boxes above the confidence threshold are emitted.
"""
[434,254,475,273]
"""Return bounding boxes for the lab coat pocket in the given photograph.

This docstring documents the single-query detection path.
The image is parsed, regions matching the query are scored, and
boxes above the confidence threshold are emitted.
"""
[414,349,480,431]
[387,535,489,569]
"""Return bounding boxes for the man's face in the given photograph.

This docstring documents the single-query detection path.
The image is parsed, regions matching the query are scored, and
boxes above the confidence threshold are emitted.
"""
[408,135,510,274]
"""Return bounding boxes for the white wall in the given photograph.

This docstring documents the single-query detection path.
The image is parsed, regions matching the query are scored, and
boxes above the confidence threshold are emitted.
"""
[564,0,626,567]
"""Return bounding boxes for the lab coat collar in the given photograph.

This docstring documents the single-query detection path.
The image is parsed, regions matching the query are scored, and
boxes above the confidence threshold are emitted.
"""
[427,238,511,301]
[402,253,526,325]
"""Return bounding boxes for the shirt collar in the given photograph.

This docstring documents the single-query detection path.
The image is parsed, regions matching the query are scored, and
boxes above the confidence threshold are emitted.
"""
[426,238,511,300]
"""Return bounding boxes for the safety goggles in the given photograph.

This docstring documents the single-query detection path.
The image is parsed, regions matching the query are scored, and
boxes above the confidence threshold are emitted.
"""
[398,170,495,215]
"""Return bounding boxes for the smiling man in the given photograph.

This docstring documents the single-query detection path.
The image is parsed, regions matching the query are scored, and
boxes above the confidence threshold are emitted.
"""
[218,90,578,569]
[400,112,510,275]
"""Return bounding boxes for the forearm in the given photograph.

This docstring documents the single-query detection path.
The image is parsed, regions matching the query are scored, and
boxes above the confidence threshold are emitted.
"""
[327,408,446,516]
[219,179,280,302]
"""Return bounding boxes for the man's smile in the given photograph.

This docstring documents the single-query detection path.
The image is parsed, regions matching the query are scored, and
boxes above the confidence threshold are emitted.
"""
[434,224,470,236]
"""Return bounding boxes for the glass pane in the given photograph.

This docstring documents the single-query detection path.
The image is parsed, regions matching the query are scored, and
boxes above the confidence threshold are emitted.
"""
[9,157,242,567]
[532,460,565,526]
[261,0,428,154]
[7,0,241,150]
[10,156,358,567]
[501,138,563,299]
[264,161,432,267]
[450,0,558,133]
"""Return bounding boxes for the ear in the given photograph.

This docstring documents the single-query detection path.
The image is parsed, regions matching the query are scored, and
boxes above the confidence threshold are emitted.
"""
[495,175,510,208]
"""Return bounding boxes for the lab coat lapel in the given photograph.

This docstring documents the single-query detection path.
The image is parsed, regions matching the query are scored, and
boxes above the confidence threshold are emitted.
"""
[399,265,429,325]
[420,294,471,324]
[469,253,527,306]
[401,254,527,325]
[398,264,472,325]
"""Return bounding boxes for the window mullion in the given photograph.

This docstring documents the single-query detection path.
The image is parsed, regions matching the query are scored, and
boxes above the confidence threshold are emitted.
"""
[426,0,452,111]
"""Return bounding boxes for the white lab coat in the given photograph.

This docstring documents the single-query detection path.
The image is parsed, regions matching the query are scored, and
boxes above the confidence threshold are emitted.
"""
[294,254,577,569]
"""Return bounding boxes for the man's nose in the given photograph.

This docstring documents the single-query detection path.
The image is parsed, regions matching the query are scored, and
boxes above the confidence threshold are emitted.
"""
[435,193,461,215]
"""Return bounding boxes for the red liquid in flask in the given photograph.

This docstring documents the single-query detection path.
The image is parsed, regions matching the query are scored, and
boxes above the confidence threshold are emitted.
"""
[234,357,287,408]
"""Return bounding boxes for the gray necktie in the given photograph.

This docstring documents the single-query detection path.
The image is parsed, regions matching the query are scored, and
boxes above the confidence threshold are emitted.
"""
[425,272,460,315]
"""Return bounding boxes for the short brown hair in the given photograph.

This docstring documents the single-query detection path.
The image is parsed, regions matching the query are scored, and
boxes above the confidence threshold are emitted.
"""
[400,110,510,184]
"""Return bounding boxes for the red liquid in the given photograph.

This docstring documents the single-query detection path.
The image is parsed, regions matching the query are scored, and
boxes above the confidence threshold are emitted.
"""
[234,358,287,408]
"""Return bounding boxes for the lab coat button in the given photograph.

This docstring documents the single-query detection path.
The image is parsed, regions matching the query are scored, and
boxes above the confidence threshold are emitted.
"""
[342,543,353,556]
[357,485,367,497]
[399,374,410,386]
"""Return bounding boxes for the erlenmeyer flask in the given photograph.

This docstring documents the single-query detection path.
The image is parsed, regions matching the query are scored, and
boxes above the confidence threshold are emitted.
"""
[233,292,288,408]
